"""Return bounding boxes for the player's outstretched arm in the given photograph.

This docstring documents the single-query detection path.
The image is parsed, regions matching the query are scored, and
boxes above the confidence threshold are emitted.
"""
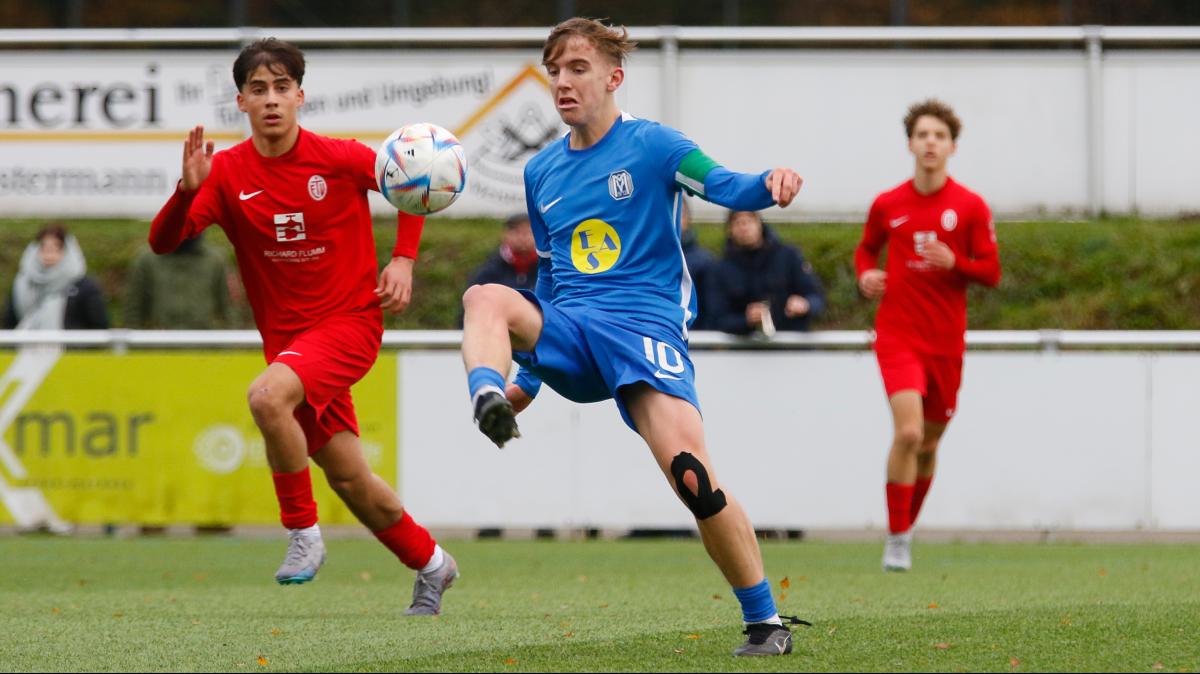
[181,125,214,191]
[149,126,218,254]
[764,168,803,208]
[672,148,801,212]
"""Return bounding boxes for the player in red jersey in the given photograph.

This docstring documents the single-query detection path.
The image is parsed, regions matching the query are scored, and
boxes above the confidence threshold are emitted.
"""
[149,38,457,614]
[854,99,1001,572]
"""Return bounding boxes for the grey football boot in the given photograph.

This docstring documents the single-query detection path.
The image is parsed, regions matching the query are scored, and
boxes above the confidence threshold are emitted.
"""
[404,551,459,616]
[473,390,520,448]
[274,530,326,585]
[883,531,913,572]
[733,616,812,657]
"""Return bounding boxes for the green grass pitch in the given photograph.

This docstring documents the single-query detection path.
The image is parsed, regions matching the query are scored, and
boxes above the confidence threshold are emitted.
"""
[1,537,1197,672]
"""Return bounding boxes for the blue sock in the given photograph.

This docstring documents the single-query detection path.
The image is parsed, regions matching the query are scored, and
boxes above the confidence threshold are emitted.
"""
[732,578,778,624]
[467,366,506,400]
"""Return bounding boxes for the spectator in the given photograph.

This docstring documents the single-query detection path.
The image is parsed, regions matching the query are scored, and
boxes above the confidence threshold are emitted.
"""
[124,231,236,329]
[679,198,717,329]
[3,224,108,330]
[458,214,539,327]
[706,210,826,336]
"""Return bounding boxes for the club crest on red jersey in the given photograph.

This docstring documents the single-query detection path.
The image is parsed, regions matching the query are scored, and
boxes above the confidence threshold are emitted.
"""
[308,175,328,201]
[274,212,307,242]
[941,209,958,231]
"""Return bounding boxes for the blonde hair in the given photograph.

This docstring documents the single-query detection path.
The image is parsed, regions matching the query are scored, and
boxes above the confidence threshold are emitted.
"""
[543,17,636,67]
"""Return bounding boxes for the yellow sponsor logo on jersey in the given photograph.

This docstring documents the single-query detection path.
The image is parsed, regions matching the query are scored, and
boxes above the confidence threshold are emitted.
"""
[571,219,622,274]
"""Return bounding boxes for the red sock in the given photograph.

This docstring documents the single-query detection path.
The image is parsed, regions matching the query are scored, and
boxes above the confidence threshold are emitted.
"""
[272,467,318,529]
[886,482,915,534]
[373,511,436,570]
[910,476,934,526]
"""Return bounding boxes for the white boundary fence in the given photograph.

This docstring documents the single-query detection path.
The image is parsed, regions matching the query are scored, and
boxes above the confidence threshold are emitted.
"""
[2,329,1199,532]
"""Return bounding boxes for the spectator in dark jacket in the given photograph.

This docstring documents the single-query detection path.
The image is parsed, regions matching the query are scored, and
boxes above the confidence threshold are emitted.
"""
[458,213,540,327]
[3,223,109,330]
[679,198,718,330]
[707,209,826,335]
[124,232,237,329]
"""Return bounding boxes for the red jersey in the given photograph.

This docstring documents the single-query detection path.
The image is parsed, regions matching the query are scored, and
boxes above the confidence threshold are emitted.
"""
[854,177,1001,356]
[150,128,424,353]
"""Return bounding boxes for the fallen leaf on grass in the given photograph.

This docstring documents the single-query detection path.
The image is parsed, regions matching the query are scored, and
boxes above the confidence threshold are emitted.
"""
[779,592,788,601]
[780,577,791,590]
[827,626,838,636]
[935,642,952,650]
[257,656,268,667]
[1010,656,1021,668]
[270,628,281,637]
[112,612,124,619]
[598,603,609,609]
[503,658,518,666]
[577,575,588,583]
[359,571,372,582]
[927,602,940,609]
[51,607,60,614]
[711,594,722,600]
[1151,664,1164,671]
[1060,618,1072,626]
[1098,567,1108,577]
[673,648,685,654]
[562,631,574,638]
[685,634,702,640]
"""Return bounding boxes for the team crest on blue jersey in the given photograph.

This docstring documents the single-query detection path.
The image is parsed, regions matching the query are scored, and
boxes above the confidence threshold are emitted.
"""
[608,170,634,200]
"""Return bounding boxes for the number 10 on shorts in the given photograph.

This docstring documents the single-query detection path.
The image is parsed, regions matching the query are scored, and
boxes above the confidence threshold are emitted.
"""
[643,337,686,374]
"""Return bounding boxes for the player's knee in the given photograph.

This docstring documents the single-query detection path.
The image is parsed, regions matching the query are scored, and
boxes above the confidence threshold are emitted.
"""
[916,440,939,460]
[325,472,362,499]
[246,382,291,423]
[894,424,924,451]
[669,451,727,520]
[462,283,507,314]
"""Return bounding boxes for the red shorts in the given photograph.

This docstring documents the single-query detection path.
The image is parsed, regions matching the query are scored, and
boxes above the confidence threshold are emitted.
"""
[268,313,382,455]
[874,341,963,424]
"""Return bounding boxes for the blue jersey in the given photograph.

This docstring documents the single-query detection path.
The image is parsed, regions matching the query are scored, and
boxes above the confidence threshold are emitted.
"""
[523,113,775,337]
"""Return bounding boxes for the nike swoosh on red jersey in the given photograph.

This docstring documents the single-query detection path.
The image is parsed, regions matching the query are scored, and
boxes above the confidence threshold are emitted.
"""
[239,190,264,200]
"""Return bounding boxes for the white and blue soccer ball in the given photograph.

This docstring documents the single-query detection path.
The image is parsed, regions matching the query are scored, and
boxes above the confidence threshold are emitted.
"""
[375,122,467,215]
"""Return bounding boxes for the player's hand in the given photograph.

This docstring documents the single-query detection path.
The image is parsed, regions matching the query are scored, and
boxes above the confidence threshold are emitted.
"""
[859,269,887,299]
[181,125,214,192]
[764,168,803,208]
[376,256,415,313]
[784,294,811,318]
[920,240,957,270]
[505,383,533,414]
[745,301,769,327]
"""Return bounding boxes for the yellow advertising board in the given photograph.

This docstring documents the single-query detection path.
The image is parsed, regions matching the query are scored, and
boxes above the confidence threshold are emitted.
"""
[0,350,396,526]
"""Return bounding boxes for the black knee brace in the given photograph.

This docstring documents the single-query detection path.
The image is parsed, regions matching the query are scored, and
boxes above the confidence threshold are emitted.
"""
[670,451,727,520]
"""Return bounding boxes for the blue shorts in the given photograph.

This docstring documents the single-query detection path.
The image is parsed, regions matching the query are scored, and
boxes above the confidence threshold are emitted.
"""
[512,291,701,431]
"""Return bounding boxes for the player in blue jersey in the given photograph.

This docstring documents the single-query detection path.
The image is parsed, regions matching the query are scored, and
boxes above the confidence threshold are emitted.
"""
[460,18,808,657]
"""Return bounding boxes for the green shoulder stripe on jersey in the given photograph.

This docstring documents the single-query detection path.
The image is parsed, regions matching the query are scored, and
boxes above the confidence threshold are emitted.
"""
[674,149,720,197]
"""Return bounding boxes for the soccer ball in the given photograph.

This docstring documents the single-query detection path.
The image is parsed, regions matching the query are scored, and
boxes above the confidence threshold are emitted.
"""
[375,122,467,215]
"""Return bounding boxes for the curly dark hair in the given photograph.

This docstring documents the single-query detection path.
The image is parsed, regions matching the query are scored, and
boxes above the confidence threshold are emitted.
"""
[904,99,962,141]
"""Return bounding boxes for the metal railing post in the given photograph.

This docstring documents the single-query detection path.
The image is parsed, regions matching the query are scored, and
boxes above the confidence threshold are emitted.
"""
[1085,25,1105,218]
[659,25,680,127]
